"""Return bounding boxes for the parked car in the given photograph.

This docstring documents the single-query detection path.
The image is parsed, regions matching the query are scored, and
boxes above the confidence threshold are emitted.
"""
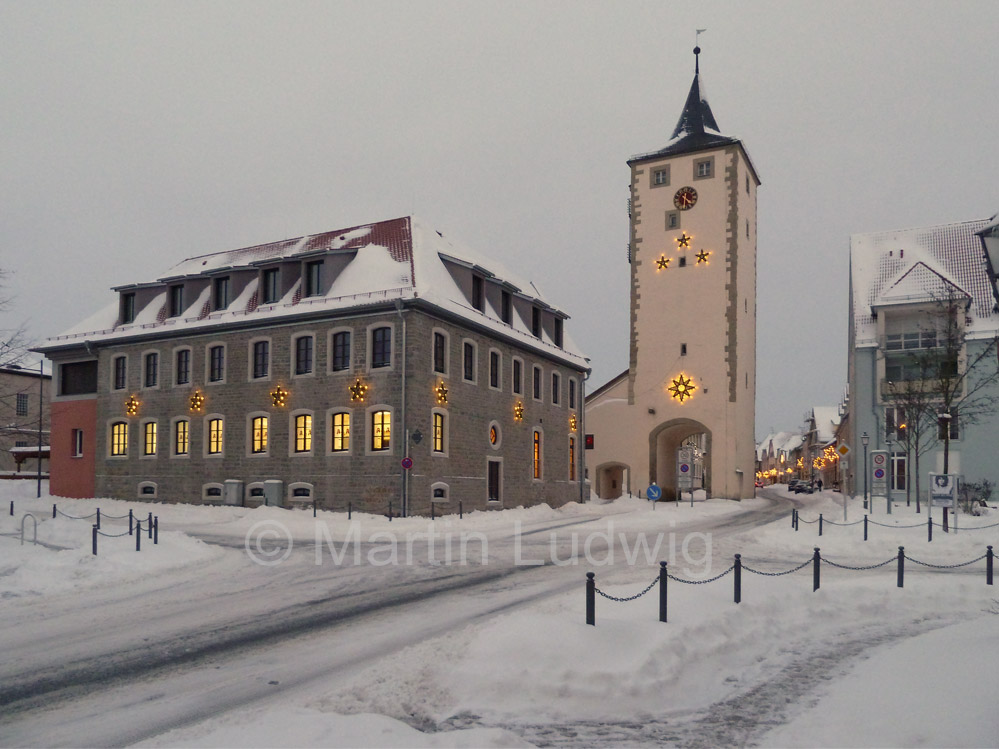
[788,479,800,491]
[793,481,814,494]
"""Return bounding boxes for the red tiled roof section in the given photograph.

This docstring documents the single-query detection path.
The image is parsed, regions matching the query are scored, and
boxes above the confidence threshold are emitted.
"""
[300,217,413,262]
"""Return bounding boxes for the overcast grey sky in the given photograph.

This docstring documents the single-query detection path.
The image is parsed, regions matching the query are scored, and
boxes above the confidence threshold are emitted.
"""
[2,0,997,439]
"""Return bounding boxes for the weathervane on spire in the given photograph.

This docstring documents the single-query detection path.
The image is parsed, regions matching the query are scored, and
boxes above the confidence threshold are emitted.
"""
[694,29,706,72]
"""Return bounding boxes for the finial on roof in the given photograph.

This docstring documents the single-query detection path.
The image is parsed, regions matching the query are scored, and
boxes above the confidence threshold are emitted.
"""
[694,46,700,73]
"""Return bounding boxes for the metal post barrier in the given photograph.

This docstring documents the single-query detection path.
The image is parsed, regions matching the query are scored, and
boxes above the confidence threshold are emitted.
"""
[928,515,932,543]
[389,500,393,521]
[863,514,868,541]
[154,516,159,545]
[659,561,668,623]
[348,501,352,520]
[9,500,13,516]
[813,547,821,591]
[431,502,436,520]
[791,508,796,529]
[987,546,993,586]
[897,546,904,588]
[52,503,57,519]
[313,499,317,518]
[734,554,742,604]
[136,523,142,551]
[92,524,98,556]
[459,500,463,520]
[96,508,101,530]
[586,572,595,626]
[129,509,134,535]
[819,514,823,536]
[147,512,153,539]
[943,508,949,533]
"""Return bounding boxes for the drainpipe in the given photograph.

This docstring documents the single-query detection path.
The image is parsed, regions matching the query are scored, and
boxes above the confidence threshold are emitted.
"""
[580,367,591,504]
[396,299,408,517]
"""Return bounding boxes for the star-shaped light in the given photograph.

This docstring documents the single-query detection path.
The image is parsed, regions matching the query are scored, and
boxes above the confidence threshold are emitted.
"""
[435,381,449,405]
[125,395,140,416]
[349,378,368,402]
[656,255,670,270]
[696,250,710,264]
[189,390,205,412]
[676,232,692,249]
[569,414,578,432]
[667,373,696,403]
[270,385,289,407]
[514,401,524,421]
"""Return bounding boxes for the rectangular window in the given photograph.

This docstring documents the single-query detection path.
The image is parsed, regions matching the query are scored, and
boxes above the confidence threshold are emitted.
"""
[938,411,959,441]
[694,157,713,178]
[472,275,484,312]
[253,341,269,379]
[371,327,391,368]
[113,356,127,390]
[16,393,28,417]
[533,366,542,400]
[553,318,563,348]
[501,291,512,324]
[213,277,230,311]
[488,459,501,502]
[532,307,541,337]
[295,336,314,375]
[143,422,157,456]
[569,436,576,481]
[371,410,391,451]
[666,211,680,230]
[332,412,350,452]
[433,332,446,374]
[490,351,500,389]
[121,293,135,324]
[533,430,542,479]
[433,412,445,453]
[110,422,128,456]
[262,268,280,304]
[295,414,313,453]
[463,342,475,382]
[513,359,522,395]
[207,418,224,454]
[60,360,97,396]
[305,260,323,297]
[332,331,351,371]
[569,379,576,409]
[653,168,669,186]
[251,416,268,454]
[72,429,84,458]
[209,345,225,382]
[169,285,184,317]
[175,420,189,455]
[144,352,159,388]
[175,349,190,385]
[551,372,560,405]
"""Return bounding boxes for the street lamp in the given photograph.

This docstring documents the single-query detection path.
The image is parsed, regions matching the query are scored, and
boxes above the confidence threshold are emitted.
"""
[861,431,869,510]
[885,433,894,515]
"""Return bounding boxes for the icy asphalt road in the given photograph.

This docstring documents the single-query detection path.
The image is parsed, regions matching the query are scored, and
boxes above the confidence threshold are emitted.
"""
[0,494,799,747]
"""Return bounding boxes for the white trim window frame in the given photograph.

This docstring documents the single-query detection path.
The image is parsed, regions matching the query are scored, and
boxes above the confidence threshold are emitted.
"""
[247,411,270,457]
[248,337,272,381]
[290,409,315,456]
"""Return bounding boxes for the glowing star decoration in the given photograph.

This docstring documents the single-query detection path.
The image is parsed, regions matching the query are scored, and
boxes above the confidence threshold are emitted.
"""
[270,385,289,407]
[125,395,140,416]
[676,232,692,249]
[435,381,449,405]
[569,414,578,432]
[695,250,710,264]
[349,378,368,402]
[667,373,696,403]
[656,255,671,270]
[513,401,524,421]
[189,390,205,412]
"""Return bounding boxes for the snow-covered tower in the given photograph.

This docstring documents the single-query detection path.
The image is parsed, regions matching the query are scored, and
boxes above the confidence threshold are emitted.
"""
[586,46,759,500]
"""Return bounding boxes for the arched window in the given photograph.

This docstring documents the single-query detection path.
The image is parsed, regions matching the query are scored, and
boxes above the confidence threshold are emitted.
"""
[110,421,128,456]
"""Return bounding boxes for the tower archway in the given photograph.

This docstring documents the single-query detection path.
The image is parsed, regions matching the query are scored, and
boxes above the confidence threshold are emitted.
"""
[648,418,711,500]
[594,461,631,500]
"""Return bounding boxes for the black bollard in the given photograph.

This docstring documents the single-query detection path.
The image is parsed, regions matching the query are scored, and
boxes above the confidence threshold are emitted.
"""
[459,500,463,520]
[863,514,868,542]
[129,509,134,535]
[148,512,153,539]
[897,546,904,588]
[348,501,352,520]
[136,522,141,551]
[52,503,57,519]
[819,514,823,537]
[987,546,993,586]
[659,561,668,623]
[96,508,101,530]
[92,524,98,556]
[943,508,949,533]
[9,500,13,516]
[389,500,393,521]
[734,554,742,604]
[928,515,933,543]
[585,572,595,626]
[813,547,821,592]
[791,508,796,528]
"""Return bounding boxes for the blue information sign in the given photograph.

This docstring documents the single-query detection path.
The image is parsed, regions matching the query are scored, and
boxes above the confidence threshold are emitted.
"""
[647,484,662,501]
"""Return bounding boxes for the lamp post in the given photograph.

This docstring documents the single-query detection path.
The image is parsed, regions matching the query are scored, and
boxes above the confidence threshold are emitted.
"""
[861,431,869,510]
[885,433,894,515]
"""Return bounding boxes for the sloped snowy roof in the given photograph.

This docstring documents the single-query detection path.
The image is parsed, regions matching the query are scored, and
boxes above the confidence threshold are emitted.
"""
[41,216,586,368]
[850,218,998,346]
[809,407,841,445]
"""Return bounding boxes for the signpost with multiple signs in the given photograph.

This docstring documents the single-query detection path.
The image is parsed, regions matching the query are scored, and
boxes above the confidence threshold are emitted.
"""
[870,450,888,510]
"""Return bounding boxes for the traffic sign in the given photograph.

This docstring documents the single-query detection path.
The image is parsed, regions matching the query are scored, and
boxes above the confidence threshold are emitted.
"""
[647,484,662,501]
[401,457,413,470]
[873,453,886,466]
[836,443,851,458]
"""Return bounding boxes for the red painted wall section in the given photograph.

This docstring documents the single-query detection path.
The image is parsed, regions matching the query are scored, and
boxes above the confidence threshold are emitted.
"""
[50,399,96,498]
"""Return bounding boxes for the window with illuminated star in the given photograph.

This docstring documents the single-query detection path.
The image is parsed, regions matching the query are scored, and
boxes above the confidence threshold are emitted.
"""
[667,373,696,403]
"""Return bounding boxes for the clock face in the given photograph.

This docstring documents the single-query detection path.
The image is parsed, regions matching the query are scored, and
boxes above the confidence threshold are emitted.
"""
[674,186,698,211]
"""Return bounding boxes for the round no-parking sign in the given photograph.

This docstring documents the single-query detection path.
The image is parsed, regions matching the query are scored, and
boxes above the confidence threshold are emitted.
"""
[874,467,885,479]
[873,453,886,466]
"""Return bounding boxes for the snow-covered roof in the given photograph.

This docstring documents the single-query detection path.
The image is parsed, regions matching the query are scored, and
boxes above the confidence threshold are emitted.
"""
[808,407,841,445]
[850,218,998,347]
[757,430,804,460]
[41,216,587,368]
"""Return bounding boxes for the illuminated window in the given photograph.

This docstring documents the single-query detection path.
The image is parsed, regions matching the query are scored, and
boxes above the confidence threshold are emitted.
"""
[174,419,189,456]
[331,412,350,452]
[143,421,157,456]
[110,422,128,456]
[294,413,313,453]
[371,410,391,451]
[207,418,224,455]
[432,411,446,454]
[569,436,576,481]
[533,429,542,480]
[251,416,268,454]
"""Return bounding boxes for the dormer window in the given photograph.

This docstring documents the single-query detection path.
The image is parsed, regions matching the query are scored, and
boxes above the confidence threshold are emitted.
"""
[169,285,184,317]
[553,318,563,348]
[305,261,323,297]
[262,268,280,304]
[501,291,512,324]
[121,292,136,324]
[213,276,230,311]
[532,306,541,338]
[472,275,484,312]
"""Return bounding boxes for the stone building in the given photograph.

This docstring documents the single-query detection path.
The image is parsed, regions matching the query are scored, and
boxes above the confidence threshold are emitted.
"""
[585,47,759,500]
[0,364,50,476]
[38,216,588,514]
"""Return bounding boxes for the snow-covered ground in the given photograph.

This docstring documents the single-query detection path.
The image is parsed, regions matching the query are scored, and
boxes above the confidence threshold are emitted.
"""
[1,481,997,747]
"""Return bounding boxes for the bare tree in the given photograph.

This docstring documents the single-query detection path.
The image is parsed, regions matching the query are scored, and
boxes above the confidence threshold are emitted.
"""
[0,269,30,368]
